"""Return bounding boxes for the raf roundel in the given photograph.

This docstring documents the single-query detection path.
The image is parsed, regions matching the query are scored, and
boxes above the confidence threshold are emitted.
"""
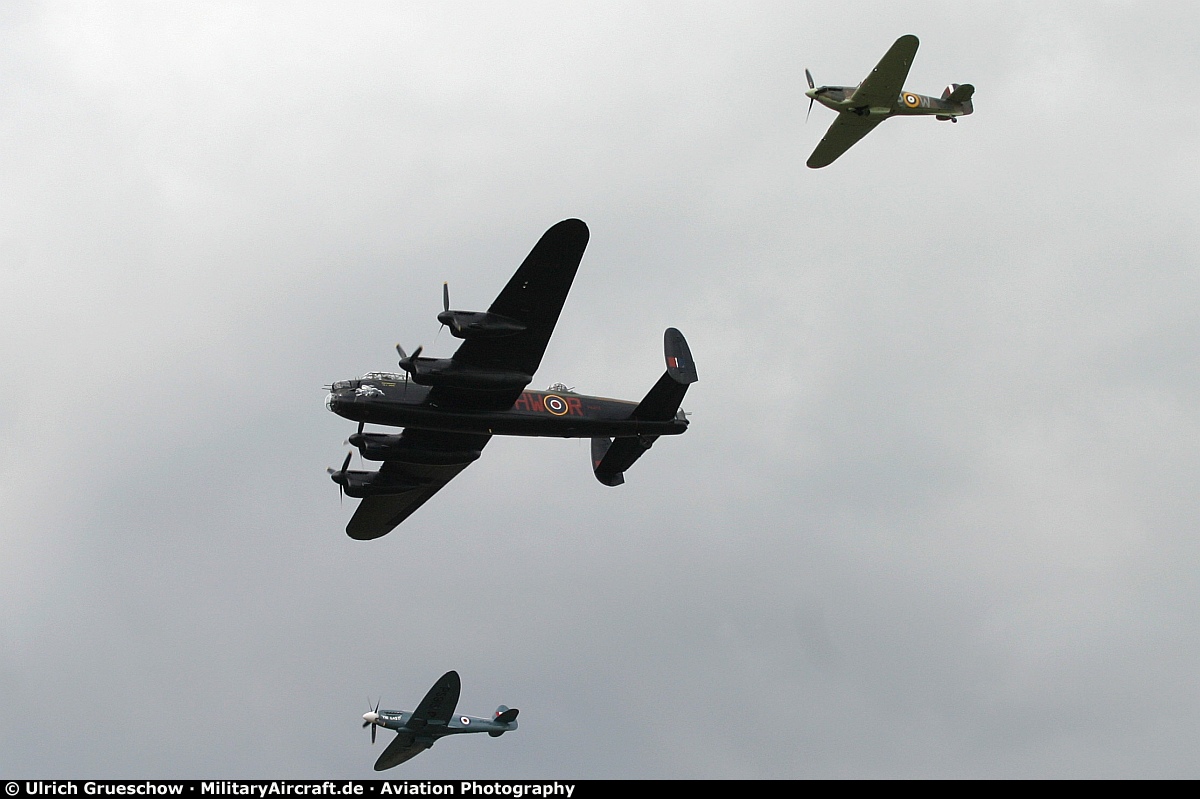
[903,92,920,108]
[543,394,569,416]
[460,716,470,725]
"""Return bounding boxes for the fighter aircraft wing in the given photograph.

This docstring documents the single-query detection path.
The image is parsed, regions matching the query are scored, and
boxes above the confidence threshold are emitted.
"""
[407,670,462,730]
[807,114,883,168]
[850,34,919,109]
[346,432,491,540]
[374,731,427,771]
[431,218,589,410]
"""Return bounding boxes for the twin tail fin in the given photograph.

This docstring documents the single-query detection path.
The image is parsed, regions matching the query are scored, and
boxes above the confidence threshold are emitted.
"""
[591,328,697,486]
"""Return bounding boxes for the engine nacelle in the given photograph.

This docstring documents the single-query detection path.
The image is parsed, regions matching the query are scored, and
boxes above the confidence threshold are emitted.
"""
[436,310,526,340]
[405,357,531,392]
[331,469,422,498]
[349,432,483,465]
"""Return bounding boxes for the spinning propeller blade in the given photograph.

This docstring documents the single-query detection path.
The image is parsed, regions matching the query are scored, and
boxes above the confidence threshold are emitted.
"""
[805,68,815,122]
[396,344,424,375]
[363,698,381,744]
[344,421,365,449]
[435,281,452,339]
[327,451,352,503]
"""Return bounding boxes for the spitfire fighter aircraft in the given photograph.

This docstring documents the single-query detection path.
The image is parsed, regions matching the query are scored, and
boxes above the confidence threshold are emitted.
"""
[804,34,974,168]
[362,671,518,771]
[325,218,699,540]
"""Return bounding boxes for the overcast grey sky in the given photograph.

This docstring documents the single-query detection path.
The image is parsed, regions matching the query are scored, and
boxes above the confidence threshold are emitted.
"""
[3,0,1200,779]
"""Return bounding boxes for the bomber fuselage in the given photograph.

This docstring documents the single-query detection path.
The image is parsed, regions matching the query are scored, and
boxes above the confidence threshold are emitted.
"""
[326,373,688,438]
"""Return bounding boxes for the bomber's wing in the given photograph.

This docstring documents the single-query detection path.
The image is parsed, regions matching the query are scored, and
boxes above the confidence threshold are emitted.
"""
[807,114,883,168]
[431,218,589,411]
[374,731,428,771]
[850,34,919,109]
[408,670,461,730]
[346,431,491,540]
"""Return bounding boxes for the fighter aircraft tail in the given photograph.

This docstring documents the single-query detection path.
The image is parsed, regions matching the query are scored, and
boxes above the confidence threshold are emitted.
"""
[591,328,697,486]
[940,83,974,116]
[489,705,519,736]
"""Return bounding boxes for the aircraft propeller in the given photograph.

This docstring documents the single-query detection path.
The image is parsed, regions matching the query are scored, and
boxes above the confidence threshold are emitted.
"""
[805,68,815,122]
[327,451,352,503]
[363,698,381,744]
[344,421,364,448]
[434,282,452,340]
[396,344,424,378]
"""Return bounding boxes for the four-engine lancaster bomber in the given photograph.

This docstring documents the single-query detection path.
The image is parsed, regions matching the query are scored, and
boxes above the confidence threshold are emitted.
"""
[804,34,973,168]
[325,218,699,540]
[362,671,518,770]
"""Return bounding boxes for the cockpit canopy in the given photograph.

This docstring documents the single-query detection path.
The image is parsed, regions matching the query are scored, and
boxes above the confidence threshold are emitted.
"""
[330,372,408,392]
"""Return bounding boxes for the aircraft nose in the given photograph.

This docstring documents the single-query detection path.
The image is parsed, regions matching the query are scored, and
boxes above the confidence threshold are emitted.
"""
[363,712,378,724]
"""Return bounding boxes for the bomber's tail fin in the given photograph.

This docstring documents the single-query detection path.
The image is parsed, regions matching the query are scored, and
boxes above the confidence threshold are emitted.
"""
[629,327,698,423]
[663,327,698,385]
[591,328,697,486]
[490,705,519,736]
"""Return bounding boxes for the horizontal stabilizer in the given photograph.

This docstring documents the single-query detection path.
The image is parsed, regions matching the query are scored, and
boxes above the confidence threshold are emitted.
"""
[591,437,625,486]
[946,83,974,103]
[632,371,689,422]
[591,435,656,486]
[490,705,518,736]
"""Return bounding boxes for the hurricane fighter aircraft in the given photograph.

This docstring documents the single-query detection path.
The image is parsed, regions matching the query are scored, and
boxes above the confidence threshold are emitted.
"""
[362,671,518,770]
[804,34,974,168]
[325,218,698,540]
